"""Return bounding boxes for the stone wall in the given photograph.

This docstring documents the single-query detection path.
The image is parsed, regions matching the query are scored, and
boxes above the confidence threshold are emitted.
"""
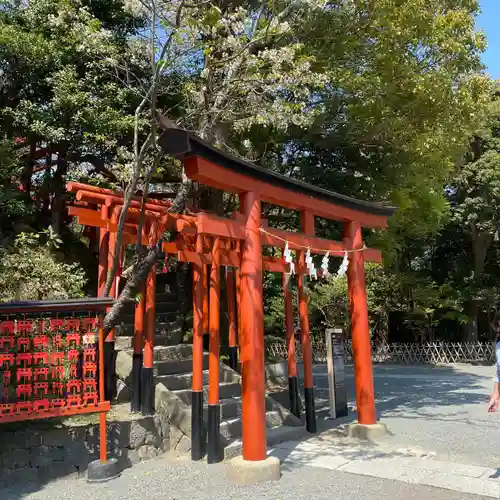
[0,414,169,486]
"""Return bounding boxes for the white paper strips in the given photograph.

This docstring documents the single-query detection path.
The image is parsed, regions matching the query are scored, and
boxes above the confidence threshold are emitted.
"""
[284,242,295,275]
[305,248,317,280]
[321,252,330,277]
[337,252,349,277]
[282,239,350,281]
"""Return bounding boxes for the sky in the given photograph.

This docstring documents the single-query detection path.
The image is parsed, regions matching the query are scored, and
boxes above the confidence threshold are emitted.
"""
[477,0,500,79]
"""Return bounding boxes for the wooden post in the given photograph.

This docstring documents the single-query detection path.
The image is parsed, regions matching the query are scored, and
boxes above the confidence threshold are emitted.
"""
[203,265,209,350]
[98,314,108,463]
[283,273,300,418]
[226,266,238,370]
[131,286,145,413]
[191,235,205,461]
[97,206,108,297]
[299,210,316,433]
[208,237,221,463]
[235,254,242,354]
[240,191,266,461]
[104,209,117,401]
[345,221,376,425]
[142,228,157,416]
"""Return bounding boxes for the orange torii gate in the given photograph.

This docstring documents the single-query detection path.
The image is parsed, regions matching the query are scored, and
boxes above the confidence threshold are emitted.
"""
[67,130,395,474]
[67,182,173,413]
[158,129,394,472]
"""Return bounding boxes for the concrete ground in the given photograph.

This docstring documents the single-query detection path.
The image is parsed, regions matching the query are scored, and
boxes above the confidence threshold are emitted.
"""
[0,453,486,500]
[2,363,499,499]
[311,363,500,468]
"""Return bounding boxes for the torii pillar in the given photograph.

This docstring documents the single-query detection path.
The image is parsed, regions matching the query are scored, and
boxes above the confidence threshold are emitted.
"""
[227,191,280,481]
[345,221,386,439]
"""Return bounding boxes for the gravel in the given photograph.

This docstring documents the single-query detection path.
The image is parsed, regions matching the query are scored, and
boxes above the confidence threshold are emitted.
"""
[0,454,487,500]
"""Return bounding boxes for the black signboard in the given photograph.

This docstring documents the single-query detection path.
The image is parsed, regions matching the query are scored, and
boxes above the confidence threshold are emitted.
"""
[326,328,348,419]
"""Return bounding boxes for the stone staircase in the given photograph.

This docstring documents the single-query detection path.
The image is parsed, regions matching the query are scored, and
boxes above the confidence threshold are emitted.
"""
[151,344,306,459]
[114,271,307,459]
[115,272,185,351]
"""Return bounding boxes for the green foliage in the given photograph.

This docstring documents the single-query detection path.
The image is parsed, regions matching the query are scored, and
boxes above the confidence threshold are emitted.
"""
[0,0,496,343]
[0,228,87,301]
[307,277,349,333]
[0,140,29,223]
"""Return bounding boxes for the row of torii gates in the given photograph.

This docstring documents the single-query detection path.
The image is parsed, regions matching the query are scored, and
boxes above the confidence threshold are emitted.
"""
[67,129,395,465]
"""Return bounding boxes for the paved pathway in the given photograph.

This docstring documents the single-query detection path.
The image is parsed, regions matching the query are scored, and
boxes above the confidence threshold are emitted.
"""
[271,432,500,498]
[1,453,487,500]
[2,362,500,499]
[312,363,500,468]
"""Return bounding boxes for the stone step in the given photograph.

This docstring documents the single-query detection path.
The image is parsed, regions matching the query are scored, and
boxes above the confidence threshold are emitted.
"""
[121,293,178,314]
[224,424,308,460]
[156,369,237,391]
[153,355,209,376]
[219,411,284,442]
[115,334,181,351]
[115,321,182,338]
[156,272,178,285]
[172,382,241,405]
[156,291,178,303]
[119,310,179,327]
[210,397,281,420]
[153,344,193,362]
[268,388,331,421]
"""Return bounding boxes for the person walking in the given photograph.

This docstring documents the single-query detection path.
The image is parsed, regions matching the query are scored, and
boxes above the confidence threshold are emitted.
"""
[488,314,500,412]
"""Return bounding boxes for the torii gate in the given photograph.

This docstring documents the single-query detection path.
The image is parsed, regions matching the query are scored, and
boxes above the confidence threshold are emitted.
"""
[66,130,395,476]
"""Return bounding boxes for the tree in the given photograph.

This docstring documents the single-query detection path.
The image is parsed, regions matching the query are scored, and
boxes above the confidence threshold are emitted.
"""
[0,229,86,301]
[444,83,500,340]
[0,0,145,232]
[101,0,335,330]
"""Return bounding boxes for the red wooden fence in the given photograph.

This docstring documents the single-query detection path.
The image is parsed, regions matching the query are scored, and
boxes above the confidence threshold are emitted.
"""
[0,298,113,468]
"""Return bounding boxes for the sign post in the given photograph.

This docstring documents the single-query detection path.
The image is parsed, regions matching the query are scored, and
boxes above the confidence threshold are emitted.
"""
[325,328,348,419]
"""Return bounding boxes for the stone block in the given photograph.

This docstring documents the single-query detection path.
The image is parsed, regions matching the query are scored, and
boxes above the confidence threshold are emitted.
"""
[155,384,192,437]
[0,431,18,453]
[174,435,191,455]
[128,420,147,449]
[169,426,184,450]
[116,379,131,403]
[107,421,132,450]
[2,448,30,469]
[138,445,159,461]
[42,428,67,447]
[65,441,93,470]
[116,350,133,383]
[0,466,39,486]
[347,422,388,441]
[14,430,42,448]
[226,456,281,484]
[155,414,169,442]
[30,446,60,468]
[127,418,161,449]
[161,438,170,452]
[125,448,140,465]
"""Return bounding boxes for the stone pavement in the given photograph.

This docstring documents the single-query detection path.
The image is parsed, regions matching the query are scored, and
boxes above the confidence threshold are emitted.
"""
[311,362,500,468]
[271,432,500,499]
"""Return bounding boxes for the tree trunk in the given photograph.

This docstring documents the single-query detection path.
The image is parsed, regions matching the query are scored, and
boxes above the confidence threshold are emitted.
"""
[103,246,159,333]
[103,171,192,332]
[51,149,68,234]
[20,139,36,201]
[463,301,479,342]
[463,230,493,341]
